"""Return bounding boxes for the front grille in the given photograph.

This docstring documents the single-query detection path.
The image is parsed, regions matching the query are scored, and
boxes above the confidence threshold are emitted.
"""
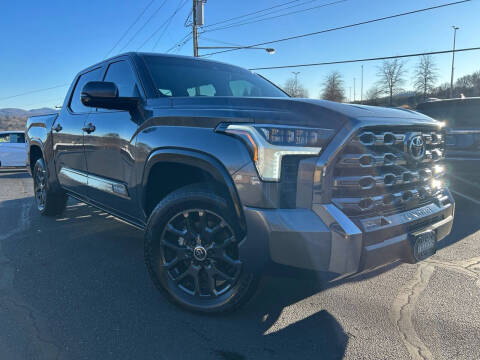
[333,126,445,217]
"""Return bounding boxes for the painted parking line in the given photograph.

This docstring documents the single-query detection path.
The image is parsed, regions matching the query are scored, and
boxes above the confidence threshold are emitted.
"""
[449,173,480,190]
[450,189,480,206]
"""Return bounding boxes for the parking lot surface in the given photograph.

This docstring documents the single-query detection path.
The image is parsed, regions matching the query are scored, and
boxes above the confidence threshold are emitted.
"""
[0,170,479,360]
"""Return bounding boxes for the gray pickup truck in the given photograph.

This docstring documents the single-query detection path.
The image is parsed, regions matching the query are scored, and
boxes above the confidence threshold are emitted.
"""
[26,53,454,313]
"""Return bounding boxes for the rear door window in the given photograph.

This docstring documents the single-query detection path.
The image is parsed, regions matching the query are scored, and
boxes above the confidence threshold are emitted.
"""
[69,68,103,113]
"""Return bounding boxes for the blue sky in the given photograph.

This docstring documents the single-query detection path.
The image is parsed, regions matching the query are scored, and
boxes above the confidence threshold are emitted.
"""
[1,0,479,109]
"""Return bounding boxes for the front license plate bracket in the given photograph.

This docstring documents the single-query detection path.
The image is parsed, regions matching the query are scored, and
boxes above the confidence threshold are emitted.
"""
[410,230,437,262]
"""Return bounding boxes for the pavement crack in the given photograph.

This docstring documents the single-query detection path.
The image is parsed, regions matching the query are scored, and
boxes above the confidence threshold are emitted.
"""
[391,255,480,360]
[6,297,62,360]
[390,263,435,360]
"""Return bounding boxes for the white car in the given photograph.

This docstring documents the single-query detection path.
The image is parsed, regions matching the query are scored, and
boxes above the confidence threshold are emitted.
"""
[0,131,27,167]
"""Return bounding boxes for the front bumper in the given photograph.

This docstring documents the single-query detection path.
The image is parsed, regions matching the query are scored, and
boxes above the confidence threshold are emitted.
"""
[239,189,454,275]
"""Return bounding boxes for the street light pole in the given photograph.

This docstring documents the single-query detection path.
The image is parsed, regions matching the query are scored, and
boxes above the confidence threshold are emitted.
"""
[450,26,459,98]
[361,65,364,104]
[353,77,356,102]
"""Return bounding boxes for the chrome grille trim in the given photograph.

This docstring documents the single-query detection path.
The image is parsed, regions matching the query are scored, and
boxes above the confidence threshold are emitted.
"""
[332,185,439,213]
[337,149,443,168]
[333,168,440,190]
[354,130,443,147]
[333,126,445,216]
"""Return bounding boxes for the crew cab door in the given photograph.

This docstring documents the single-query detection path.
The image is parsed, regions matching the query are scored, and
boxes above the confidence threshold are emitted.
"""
[83,59,142,219]
[53,67,103,196]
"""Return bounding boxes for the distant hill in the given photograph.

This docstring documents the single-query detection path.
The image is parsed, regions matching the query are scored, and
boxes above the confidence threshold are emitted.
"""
[0,108,58,131]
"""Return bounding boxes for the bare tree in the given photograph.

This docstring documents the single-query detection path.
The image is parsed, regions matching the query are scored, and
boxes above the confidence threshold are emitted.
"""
[365,86,382,105]
[377,59,406,106]
[321,71,345,102]
[283,77,309,98]
[413,55,438,101]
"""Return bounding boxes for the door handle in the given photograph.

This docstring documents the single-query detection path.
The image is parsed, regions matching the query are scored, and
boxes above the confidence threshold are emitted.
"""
[53,124,62,132]
[82,123,96,134]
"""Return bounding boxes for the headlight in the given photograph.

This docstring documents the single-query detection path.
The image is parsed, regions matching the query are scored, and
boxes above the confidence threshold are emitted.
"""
[220,124,334,181]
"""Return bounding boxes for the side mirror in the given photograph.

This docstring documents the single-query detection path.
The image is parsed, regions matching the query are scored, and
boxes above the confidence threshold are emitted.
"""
[81,81,139,111]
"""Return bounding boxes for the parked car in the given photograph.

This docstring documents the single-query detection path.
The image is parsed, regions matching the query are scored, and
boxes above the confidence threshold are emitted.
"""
[0,131,27,167]
[417,97,480,167]
[26,53,454,313]
[417,97,480,195]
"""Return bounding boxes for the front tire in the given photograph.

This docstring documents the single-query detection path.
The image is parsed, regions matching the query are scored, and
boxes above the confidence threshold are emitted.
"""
[33,158,68,216]
[144,183,258,314]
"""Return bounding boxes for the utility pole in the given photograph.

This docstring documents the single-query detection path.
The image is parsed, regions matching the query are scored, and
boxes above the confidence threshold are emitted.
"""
[360,65,364,104]
[349,87,352,103]
[450,26,459,98]
[292,71,300,97]
[192,0,204,57]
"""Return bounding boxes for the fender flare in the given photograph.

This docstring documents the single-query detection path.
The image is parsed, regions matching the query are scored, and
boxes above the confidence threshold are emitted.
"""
[27,139,45,173]
[141,148,246,232]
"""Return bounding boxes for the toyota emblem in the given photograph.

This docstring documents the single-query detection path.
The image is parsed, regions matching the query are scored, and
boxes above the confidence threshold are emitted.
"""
[193,246,207,261]
[408,135,425,161]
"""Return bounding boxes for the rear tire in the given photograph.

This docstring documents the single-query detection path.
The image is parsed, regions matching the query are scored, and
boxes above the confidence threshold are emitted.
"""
[33,158,68,216]
[144,183,258,314]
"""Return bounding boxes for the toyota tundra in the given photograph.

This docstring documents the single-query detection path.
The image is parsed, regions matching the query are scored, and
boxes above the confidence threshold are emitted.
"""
[26,53,454,313]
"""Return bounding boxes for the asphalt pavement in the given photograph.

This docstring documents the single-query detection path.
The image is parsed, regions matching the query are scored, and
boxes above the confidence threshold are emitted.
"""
[0,169,479,360]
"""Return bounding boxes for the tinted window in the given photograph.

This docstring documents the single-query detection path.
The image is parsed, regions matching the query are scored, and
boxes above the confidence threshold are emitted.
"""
[230,79,260,97]
[143,55,287,98]
[187,84,216,97]
[0,134,9,143]
[70,68,103,113]
[10,133,25,143]
[103,61,140,97]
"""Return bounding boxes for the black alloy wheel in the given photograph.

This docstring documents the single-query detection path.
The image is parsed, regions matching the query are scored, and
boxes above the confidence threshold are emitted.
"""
[34,161,47,212]
[144,183,258,314]
[32,158,68,216]
[160,209,241,297]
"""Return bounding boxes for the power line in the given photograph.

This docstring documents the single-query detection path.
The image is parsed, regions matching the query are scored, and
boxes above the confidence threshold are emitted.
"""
[199,0,472,57]
[104,0,156,59]
[135,0,189,51]
[198,36,244,47]
[117,0,169,53]
[203,0,305,29]
[166,32,193,53]
[173,34,193,53]
[152,0,190,50]
[202,0,347,33]
[0,84,70,102]
[248,46,480,70]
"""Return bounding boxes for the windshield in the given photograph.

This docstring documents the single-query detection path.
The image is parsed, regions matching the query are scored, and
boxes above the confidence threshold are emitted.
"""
[142,55,288,98]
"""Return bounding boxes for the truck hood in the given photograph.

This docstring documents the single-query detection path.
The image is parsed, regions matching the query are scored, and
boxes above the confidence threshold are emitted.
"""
[148,97,439,130]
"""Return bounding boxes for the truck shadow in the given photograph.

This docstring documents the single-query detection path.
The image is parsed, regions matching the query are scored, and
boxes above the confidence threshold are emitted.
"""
[1,192,478,359]
[1,197,348,359]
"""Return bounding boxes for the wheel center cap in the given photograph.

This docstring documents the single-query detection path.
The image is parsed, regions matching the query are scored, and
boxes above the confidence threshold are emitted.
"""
[193,246,207,261]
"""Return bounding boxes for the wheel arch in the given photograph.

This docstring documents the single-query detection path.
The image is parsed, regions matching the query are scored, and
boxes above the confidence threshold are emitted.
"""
[142,148,246,233]
[28,139,45,174]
